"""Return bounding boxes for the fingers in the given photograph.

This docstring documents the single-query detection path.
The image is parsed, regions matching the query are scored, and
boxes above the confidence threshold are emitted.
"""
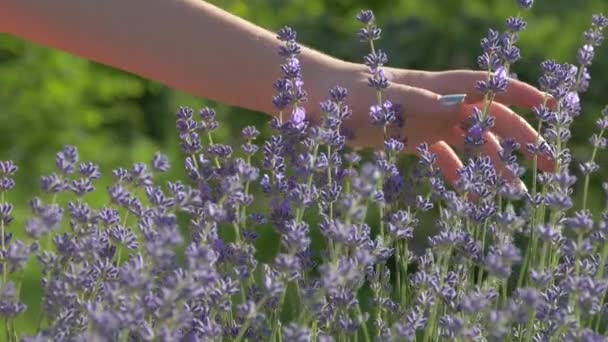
[426,141,463,188]
[384,83,459,125]
[460,102,555,173]
[428,70,551,109]
[445,126,527,192]
[383,82,534,194]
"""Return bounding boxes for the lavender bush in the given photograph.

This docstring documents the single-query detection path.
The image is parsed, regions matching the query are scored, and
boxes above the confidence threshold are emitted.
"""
[1,1,608,341]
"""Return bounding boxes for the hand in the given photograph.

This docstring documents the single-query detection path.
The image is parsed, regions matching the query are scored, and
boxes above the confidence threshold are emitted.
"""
[311,64,554,190]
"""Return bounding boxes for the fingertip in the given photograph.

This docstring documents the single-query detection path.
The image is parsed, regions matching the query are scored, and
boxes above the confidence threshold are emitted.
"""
[544,92,558,110]
[504,78,548,109]
[428,140,463,188]
[538,155,557,174]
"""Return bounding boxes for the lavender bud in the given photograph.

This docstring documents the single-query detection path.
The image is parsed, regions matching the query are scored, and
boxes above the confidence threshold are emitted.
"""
[516,0,533,10]
[0,161,17,176]
[151,152,170,173]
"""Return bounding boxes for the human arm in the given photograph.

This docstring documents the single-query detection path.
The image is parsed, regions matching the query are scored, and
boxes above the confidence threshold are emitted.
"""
[1,0,348,118]
[1,0,552,189]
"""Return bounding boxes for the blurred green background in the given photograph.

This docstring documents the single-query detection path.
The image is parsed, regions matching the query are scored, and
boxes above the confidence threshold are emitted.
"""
[0,0,607,335]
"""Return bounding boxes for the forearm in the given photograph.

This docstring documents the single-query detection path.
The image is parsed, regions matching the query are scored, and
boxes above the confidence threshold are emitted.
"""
[1,0,350,116]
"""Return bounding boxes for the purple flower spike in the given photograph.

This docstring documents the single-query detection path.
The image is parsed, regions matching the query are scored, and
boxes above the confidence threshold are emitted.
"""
[356,10,375,25]
[291,106,306,126]
[516,0,533,10]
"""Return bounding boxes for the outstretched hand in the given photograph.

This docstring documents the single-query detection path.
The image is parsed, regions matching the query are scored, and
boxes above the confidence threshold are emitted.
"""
[311,64,555,191]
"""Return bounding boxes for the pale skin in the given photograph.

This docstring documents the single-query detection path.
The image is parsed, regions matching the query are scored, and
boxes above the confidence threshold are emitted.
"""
[1,0,554,189]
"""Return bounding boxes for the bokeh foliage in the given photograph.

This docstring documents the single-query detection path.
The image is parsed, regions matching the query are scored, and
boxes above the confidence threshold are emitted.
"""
[0,0,606,334]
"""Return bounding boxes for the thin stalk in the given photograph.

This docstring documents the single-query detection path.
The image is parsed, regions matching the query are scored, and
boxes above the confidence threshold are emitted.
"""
[400,241,409,307]
[538,241,549,275]
[582,128,605,210]
[423,248,453,342]
[594,238,608,331]
[115,246,123,266]
[207,132,221,169]
[395,241,401,303]
[524,308,536,342]
[544,103,565,287]
[235,296,269,342]
[271,287,289,339]
[518,119,545,288]
[239,151,253,240]
[501,277,508,305]
[310,319,317,342]
[356,303,371,342]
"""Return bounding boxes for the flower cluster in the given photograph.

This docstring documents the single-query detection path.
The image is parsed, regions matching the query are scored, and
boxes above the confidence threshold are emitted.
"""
[0,2,608,342]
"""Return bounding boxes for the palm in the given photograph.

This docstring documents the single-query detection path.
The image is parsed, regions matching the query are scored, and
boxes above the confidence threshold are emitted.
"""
[345,68,555,190]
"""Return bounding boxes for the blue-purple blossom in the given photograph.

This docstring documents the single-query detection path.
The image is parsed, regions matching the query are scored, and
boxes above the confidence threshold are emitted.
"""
[516,0,533,10]
[477,66,508,94]
[55,145,78,175]
[356,10,381,42]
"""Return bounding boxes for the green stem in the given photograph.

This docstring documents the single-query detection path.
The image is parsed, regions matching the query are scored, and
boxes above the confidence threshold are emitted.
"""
[115,246,123,266]
[518,95,549,287]
[356,303,371,342]
[400,241,409,307]
[5,320,10,342]
[8,276,23,342]
[235,296,269,342]
[240,152,252,234]
[233,222,242,244]
[207,132,221,169]
[296,144,319,223]
[423,248,453,342]
[395,241,401,302]
[501,278,508,306]
[594,239,608,331]
[573,232,584,322]
[271,288,288,340]
[524,308,536,342]
[582,128,605,210]
[310,319,317,342]
[373,275,383,338]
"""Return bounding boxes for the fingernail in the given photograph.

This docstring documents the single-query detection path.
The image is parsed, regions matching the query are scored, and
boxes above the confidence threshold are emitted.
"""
[439,94,467,107]
[516,179,528,195]
[542,92,556,105]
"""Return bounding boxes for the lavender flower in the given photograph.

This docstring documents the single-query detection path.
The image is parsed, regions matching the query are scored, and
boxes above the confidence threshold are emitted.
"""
[516,0,534,10]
